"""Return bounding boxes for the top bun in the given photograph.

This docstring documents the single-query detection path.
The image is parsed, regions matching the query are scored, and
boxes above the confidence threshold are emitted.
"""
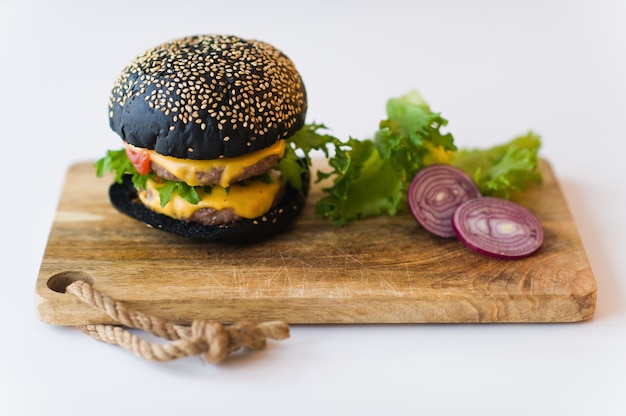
[108,35,307,160]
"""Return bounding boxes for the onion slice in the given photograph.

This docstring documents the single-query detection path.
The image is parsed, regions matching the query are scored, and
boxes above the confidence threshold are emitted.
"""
[408,164,482,238]
[452,197,543,259]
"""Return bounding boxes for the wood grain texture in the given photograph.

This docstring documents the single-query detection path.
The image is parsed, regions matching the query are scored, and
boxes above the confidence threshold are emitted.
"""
[36,160,596,325]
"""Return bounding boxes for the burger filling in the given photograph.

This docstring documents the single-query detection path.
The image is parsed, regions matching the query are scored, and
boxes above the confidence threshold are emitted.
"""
[96,124,333,229]
[138,170,284,225]
[127,140,285,188]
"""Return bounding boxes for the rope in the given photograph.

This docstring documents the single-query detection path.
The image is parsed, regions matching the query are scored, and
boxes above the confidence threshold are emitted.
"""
[65,279,290,363]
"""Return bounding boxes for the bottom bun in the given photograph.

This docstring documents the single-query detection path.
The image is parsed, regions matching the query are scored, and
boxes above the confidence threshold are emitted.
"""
[109,166,309,244]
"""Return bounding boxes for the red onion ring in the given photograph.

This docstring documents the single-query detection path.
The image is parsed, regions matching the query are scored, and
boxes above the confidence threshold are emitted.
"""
[452,197,543,259]
[408,164,482,238]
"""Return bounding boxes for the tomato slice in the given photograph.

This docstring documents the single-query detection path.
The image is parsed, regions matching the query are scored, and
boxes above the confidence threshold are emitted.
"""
[125,145,151,174]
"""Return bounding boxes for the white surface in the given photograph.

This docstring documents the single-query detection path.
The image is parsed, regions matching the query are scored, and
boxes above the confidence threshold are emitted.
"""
[1,0,625,414]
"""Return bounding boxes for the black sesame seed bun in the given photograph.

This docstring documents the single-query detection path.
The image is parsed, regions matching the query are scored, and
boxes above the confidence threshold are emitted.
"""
[108,34,307,159]
[105,35,310,242]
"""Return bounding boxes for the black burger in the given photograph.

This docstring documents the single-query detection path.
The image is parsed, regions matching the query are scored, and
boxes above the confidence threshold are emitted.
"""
[97,35,320,243]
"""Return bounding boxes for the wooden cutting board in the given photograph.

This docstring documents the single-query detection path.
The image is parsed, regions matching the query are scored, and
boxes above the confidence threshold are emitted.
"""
[35,159,596,325]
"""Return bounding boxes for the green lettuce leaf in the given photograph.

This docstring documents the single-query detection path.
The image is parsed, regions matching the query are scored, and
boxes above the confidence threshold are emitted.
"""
[278,123,342,190]
[315,138,405,224]
[95,148,135,184]
[451,132,542,198]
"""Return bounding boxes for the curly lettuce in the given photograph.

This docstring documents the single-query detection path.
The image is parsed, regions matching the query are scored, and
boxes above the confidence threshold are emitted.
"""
[316,90,542,225]
[451,132,542,198]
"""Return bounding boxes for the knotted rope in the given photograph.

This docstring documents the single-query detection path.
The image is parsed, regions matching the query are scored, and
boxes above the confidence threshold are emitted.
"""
[64,279,290,363]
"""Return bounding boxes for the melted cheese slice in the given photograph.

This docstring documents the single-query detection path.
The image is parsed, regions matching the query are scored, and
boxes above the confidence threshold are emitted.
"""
[138,171,282,220]
[144,140,285,188]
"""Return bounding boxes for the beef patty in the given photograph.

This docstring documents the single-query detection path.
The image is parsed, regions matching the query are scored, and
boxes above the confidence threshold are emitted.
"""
[151,154,281,186]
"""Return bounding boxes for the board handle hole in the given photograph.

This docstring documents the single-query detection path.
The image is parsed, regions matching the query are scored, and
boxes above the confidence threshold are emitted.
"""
[47,271,95,294]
